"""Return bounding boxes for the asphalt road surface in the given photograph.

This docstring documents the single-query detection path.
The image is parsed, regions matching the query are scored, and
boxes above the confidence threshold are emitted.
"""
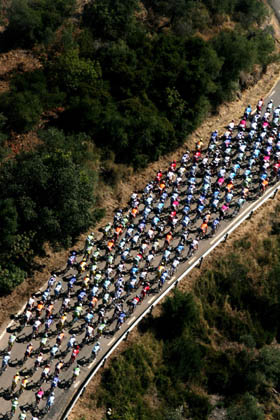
[0,78,280,420]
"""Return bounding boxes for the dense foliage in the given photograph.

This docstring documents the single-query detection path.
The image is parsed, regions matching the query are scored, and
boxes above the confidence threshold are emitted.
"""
[0,0,276,291]
[0,125,99,294]
[0,0,275,167]
[1,0,76,49]
[94,208,280,420]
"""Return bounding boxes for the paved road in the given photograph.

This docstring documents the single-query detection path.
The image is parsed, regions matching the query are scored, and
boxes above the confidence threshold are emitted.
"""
[0,77,279,420]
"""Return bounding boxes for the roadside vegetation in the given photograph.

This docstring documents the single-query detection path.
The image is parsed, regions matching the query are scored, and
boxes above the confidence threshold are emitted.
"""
[80,206,280,420]
[0,0,277,295]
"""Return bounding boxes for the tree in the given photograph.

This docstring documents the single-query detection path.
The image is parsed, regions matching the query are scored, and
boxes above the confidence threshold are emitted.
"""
[82,0,139,40]
[46,49,101,96]
[3,0,76,49]
[158,291,199,339]
[0,149,97,249]
[0,199,18,250]
[227,393,264,420]
[0,69,64,133]
[0,263,26,295]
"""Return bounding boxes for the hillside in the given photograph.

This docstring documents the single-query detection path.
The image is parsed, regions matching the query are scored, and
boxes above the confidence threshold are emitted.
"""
[0,1,279,418]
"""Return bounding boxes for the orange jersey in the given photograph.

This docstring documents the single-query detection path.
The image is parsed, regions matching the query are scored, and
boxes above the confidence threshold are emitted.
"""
[226,183,234,192]
[37,303,44,312]
[107,240,114,250]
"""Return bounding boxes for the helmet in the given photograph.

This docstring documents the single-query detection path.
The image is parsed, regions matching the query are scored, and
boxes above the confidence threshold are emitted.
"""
[53,274,57,278]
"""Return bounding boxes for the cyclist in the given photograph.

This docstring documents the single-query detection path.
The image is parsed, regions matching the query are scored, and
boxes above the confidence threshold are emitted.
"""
[35,387,44,405]
[40,365,50,383]
[58,313,67,330]
[72,303,83,324]
[19,410,27,420]
[56,331,65,347]
[34,353,44,371]
[116,311,126,330]
[23,308,33,325]
[219,203,229,220]
[72,365,80,383]
[19,377,29,395]
[8,333,17,350]
[54,281,63,298]
[50,343,59,361]
[11,372,20,392]
[48,274,57,289]
[27,294,36,310]
[60,294,71,314]
[46,392,55,411]
[50,375,59,391]
[45,315,54,332]
[67,275,77,292]
[65,251,77,272]
[171,258,180,275]
[91,342,101,360]
[32,318,42,338]
[85,324,94,343]
[211,218,220,236]
[55,360,64,375]
[24,343,33,361]
[70,346,80,364]
[11,397,19,416]
[67,335,76,352]
[36,301,44,318]
[187,238,199,258]
[46,302,54,319]
[1,352,10,371]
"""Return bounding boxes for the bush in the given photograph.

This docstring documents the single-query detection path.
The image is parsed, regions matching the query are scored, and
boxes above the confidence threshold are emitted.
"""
[227,393,264,420]
[82,0,139,41]
[0,149,97,249]
[3,0,76,49]
[157,291,199,340]
[0,263,26,295]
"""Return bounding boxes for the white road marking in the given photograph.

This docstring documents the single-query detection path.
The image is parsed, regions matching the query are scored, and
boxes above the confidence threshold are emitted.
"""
[167,275,176,284]
[0,321,13,341]
[127,316,135,325]
[188,257,196,265]
[148,296,156,304]
[88,361,95,369]
[107,337,116,346]
[73,380,80,388]
[271,90,276,96]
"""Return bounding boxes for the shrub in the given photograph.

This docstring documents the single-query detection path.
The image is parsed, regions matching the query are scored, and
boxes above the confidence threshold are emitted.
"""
[227,393,265,420]
[3,0,76,49]
[0,263,26,295]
